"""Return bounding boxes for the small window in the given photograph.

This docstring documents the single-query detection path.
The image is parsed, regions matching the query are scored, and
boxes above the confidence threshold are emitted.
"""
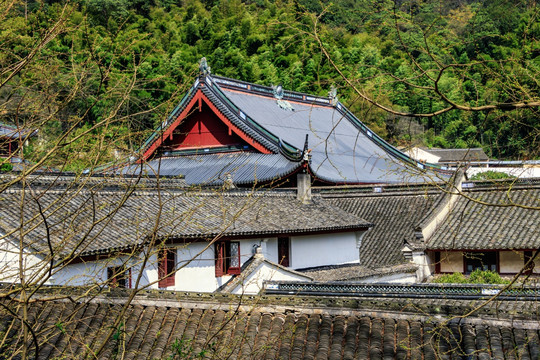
[158,248,176,288]
[107,266,131,288]
[464,252,497,274]
[215,241,241,277]
[278,237,290,267]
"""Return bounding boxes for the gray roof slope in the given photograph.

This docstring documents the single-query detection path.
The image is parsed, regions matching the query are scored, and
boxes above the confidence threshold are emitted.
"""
[0,179,370,257]
[0,123,37,139]
[1,294,538,359]
[426,184,540,250]
[121,152,301,186]
[219,84,435,184]
[299,262,418,282]
[322,187,440,267]
[426,147,489,163]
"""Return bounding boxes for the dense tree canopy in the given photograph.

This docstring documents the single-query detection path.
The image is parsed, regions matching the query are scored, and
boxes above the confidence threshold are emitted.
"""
[1,0,538,170]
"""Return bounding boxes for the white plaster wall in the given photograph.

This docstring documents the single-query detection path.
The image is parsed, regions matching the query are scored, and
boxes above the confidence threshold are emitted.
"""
[404,148,440,164]
[290,232,358,269]
[173,242,218,292]
[0,239,47,283]
[230,262,311,295]
[263,238,279,263]
[51,255,140,287]
[239,239,261,265]
[499,251,524,273]
[439,252,463,273]
[412,251,431,281]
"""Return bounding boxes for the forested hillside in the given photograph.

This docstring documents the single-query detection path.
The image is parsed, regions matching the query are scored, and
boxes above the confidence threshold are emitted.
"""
[1,0,538,170]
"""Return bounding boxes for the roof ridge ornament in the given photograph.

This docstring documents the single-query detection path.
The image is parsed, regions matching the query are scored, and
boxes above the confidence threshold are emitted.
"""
[329,85,338,106]
[272,84,294,111]
[302,134,312,163]
[272,84,284,100]
[199,57,211,76]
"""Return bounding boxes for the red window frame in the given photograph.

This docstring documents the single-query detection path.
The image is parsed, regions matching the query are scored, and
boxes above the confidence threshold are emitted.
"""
[278,237,290,267]
[215,241,241,277]
[158,248,176,288]
[107,266,131,288]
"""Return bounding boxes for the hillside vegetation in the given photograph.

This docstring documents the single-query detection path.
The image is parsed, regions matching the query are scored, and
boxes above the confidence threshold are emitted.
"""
[1,0,538,170]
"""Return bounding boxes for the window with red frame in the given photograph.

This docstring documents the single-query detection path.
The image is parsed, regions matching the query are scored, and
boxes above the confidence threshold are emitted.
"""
[215,241,241,277]
[107,266,131,288]
[158,248,176,288]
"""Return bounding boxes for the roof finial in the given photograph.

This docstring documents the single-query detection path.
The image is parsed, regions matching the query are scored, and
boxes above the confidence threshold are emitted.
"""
[302,134,312,163]
[199,57,211,76]
[272,84,284,100]
[272,84,294,111]
[222,173,235,191]
[329,85,338,106]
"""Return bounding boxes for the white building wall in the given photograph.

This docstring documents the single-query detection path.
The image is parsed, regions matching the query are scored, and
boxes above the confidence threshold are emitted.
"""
[263,238,279,263]
[173,242,218,292]
[0,239,47,284]
[290,232,358,269]
[499,251,524,273]
[51,255,142,287]
[230,262,311,295]
[439,251,463,273]
[51,231,362,292]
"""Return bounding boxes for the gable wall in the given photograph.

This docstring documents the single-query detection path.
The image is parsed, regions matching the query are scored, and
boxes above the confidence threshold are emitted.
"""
[162,104,245,150]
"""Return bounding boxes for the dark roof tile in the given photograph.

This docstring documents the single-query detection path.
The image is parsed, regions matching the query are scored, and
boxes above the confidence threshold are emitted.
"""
[427,185,540,250]
[0,177,370,256]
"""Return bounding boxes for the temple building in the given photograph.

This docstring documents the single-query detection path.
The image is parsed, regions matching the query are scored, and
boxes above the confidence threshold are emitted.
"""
[115,60,451,186]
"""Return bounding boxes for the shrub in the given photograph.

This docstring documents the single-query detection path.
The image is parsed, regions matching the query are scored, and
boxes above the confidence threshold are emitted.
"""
[470,171,515,180]
[432,272,467,283]
[433,270,510,284]
[468,269,509,284]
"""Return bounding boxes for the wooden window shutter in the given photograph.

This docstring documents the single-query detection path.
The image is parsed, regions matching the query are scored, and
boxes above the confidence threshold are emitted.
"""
[158,249,176,288]
[215,242,225,277]
[228,241,241,275]
[158,249,167,288]
[278,237,290,267]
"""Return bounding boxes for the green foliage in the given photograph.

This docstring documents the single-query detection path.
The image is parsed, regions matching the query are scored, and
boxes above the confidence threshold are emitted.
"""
[433,272,468,284]
[468,269,509,284]
[0,161,12,172]
[1,0,538,170]
[470,171,516,181]
[434,270,510,284]
[167,338,209,360]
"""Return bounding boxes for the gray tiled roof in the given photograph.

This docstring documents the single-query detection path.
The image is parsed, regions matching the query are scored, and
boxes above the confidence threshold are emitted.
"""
[120,152,301,186]
[426,148,489,163]
[0,177,371,257]
[217,81,442,184]
[299,263,418,282]
[426,184,540,250]
[322,187,439,267]
[1,294,537,359]
[125,75,452,185]
[0,123,36,139]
